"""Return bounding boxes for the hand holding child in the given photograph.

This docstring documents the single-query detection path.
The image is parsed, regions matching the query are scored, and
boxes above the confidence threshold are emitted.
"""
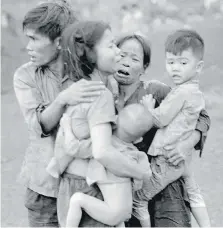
[140,94,156,110]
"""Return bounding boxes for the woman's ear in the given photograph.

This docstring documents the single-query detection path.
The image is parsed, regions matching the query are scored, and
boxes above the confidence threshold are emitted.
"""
[196,60,204,73]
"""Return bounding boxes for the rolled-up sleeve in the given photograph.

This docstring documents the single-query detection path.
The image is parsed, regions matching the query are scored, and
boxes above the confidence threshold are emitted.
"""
[195,109,211,156]
[14,66,48,136]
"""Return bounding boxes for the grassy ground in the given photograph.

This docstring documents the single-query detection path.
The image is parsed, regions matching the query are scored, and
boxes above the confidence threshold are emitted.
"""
[1,0,223,226]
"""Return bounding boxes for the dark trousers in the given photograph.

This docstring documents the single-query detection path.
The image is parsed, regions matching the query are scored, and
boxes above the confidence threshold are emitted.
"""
[25,188,59,227]
[125,178,191,227]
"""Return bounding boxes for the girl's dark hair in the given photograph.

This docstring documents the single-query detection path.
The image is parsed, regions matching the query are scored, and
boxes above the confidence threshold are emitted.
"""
[61,21,110,81]
[116,33,151,70]
[23,0,76,41]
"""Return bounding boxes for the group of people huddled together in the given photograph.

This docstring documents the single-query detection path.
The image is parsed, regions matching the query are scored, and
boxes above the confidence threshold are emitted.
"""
[14,0,211,227]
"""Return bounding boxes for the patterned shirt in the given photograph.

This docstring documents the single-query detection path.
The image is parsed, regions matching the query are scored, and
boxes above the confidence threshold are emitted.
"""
[148,81,205,156]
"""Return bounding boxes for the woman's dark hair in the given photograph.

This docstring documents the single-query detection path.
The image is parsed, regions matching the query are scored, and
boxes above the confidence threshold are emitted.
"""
[61,21,110,81]
[116,33,151,70]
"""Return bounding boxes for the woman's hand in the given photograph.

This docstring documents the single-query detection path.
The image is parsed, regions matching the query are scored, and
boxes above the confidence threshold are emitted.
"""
[140,94,156,110]
[39,79,105,133]
[165,141,192,166]
[165,131,200,166]
[165,143,187,166]
[59,79,106,106]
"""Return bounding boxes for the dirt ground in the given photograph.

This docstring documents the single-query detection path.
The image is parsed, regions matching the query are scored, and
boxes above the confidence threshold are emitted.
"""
[1,0,223,227]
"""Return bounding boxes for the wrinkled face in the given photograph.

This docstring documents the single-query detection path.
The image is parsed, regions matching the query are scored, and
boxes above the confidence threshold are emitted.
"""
[166,49,203,85]
[94,29,121,75]
[114,38,144,85]
[25,28,59,67]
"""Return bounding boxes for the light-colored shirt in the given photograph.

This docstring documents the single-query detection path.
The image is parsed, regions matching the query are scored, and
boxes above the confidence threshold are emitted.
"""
[148,81,205,156]
[14,61,72,197]
[50,88,117,178]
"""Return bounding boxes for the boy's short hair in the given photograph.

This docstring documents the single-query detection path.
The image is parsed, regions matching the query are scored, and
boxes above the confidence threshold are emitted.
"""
[23,0,76,41]
[165,29,204,60]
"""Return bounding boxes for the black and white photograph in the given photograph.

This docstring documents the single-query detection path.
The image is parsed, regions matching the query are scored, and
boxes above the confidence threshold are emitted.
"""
[1,0,223,227]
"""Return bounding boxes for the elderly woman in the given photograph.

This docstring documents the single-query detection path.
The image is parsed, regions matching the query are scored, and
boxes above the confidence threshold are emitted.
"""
[113,33,210,227]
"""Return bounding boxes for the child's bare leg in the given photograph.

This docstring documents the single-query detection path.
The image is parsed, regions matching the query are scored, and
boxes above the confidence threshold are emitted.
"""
[183,173,211,227]
[66,181,132,227]
[191,207,211,227]
[66,192,83,227]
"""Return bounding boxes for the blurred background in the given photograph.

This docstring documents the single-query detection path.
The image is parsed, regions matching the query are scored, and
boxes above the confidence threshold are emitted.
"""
[1,0,223,226]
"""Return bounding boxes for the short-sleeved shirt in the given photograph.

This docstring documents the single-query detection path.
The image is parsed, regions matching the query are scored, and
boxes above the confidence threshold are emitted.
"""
[148,81,205,156]
[64,88,117,177]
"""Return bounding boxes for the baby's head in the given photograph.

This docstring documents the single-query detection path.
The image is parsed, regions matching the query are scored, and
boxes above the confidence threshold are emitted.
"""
[116,103,153,142]
[165,29,204,85]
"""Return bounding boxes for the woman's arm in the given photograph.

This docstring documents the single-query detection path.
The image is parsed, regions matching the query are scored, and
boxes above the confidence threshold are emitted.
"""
[195,109,210,157]
[90,123,148,180]
[87,89,150,180]
[165,131,200,165]
[165,109,211,165]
